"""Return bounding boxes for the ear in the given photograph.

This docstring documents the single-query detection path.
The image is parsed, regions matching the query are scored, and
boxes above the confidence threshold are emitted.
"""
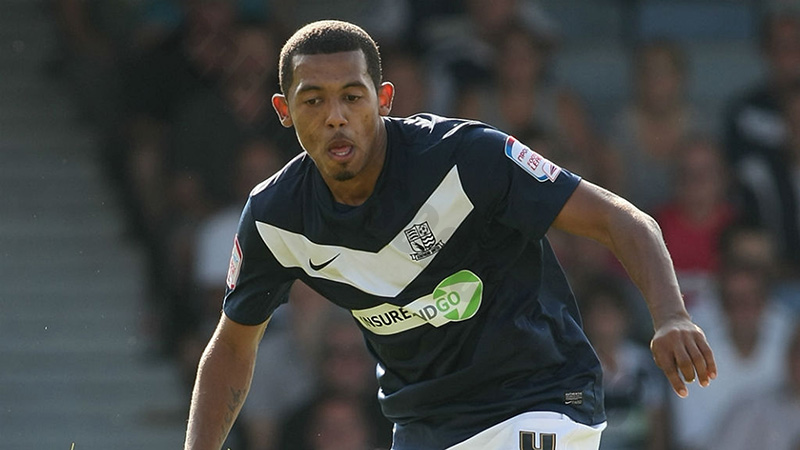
[378,82,394,116]
[271,94,293,127]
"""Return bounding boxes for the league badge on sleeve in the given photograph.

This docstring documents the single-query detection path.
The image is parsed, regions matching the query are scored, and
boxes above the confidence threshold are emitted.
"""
[226,234,243,289]
[504,136,562,182]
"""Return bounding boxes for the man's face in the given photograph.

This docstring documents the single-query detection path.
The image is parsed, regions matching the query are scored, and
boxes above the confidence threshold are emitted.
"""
[767,17,800,86]
[273,50,393,186]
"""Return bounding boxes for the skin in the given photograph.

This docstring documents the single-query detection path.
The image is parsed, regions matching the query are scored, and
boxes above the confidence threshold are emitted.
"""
[184,48,716,450]
[272,51,394,205]
[552,183,716,397]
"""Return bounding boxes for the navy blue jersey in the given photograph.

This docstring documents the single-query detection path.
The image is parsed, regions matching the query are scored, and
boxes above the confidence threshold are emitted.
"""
[223,114,605,449]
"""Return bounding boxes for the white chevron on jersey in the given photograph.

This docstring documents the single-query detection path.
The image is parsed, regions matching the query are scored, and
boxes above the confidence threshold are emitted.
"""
[254,166,474,296]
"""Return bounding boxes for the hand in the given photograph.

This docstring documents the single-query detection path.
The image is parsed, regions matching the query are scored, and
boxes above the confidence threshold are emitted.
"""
[650,317,717,398]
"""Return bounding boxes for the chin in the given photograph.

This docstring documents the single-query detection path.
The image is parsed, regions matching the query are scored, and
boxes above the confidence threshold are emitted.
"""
[333,170,356,182]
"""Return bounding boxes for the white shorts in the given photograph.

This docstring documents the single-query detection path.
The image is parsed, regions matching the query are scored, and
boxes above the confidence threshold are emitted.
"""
[447,411,606,450]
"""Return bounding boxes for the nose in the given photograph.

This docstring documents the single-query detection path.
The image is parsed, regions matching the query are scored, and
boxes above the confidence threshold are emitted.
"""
[325,100,347,128]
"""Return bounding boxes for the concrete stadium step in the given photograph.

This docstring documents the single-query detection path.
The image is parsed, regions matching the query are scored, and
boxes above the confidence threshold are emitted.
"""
[0,4,188,449]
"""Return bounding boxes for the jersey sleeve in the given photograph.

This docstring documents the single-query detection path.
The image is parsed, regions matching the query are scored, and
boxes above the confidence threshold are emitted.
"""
[458,126,582,240]
[222,198,294,325]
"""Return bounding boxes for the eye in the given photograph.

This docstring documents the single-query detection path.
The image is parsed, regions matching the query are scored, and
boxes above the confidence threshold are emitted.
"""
[345,94,361,103]
[304,97,321,106]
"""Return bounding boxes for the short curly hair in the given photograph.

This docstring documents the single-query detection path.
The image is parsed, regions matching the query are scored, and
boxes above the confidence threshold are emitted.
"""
[278,20,382,95]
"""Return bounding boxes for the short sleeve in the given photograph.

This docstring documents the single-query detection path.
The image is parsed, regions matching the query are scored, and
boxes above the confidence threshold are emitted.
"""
[457,127,582,240]
[222,199,294,325]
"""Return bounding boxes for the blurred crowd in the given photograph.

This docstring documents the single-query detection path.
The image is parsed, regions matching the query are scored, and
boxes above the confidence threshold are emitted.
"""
[47,0,800,449]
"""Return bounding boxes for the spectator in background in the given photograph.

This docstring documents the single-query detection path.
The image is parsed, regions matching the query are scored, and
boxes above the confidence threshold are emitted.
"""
[654,136,739,310]
[422,0,559,115]
[168,21,300,212]
[158,24,301,356]
[190,139,333,450]
[736,83,800,275]
[304,394,376,450]
[578,278,668,450]
[184,139,288,383]
[456,24,612,187]
[241,282,334,450]
[707,323,800,450]
[277,311,394,450]
[671,260,795,450]
[718,224,778,277]
[381,47,430,118]
[119,0,237,243]
[724,7,800,165]
[270,0,411,49]
[611,40,707,213]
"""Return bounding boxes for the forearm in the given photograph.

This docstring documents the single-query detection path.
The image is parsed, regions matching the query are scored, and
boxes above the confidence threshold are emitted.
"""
[604,205,689,329]
[184,333,257,450]
[553,181,716,396]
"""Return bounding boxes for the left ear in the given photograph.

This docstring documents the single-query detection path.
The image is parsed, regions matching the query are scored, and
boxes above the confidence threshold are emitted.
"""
[378,82,394,116]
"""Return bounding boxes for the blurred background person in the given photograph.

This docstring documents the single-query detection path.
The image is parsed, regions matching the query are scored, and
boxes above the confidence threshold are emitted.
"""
[578,277,668,450]
[671,257,796,450]
[456,23,613,188]
[182,138,287,385]
[610,40,708,213]
[725,7,800,165]
[736,83,800,278]
[303,394,376,450]
[421,0,559,116]
[653,136,740,311]
[707,323,800,450]
[381,47,430,118]
[240,282,334,450]
[276,310,394,450]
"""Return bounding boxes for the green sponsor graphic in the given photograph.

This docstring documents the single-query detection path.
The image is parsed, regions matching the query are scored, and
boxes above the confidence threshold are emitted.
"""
[432,270,483,322]
[351,270,483,334]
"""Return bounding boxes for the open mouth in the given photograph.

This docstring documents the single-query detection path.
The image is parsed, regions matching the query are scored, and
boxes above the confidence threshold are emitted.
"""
[328,139,355,160]
[329,145,353,157]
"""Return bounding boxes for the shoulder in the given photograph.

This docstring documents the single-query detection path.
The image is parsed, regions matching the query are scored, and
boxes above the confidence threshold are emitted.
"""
[248,152,312,217]
[385,114,504,148]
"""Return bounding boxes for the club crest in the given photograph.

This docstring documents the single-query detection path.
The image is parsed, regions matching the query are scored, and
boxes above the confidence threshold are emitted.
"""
[405,221,444,261]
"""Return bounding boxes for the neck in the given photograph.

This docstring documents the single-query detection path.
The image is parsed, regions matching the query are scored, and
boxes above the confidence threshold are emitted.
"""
[730,326,759,358]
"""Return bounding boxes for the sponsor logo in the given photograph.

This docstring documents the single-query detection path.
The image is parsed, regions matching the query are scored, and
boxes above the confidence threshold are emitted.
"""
[504,136,562,182]
[309,254,340,271]
[351,270,483,335]
[405,221,444,261]
[564,391,583,405]
[226,234,243,289]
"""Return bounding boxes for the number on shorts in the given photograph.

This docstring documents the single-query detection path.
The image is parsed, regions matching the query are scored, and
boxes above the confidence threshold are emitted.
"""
[519,431,556,450]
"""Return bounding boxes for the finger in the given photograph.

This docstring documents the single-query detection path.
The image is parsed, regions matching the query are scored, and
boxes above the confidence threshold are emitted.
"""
[653,351,688,398]
[686,340,709,387]
[696,335,717,382]
[674,346,697,385]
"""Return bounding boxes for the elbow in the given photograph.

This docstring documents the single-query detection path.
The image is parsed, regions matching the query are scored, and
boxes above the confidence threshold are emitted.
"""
[606,202,663,248]
[639,210,662,237]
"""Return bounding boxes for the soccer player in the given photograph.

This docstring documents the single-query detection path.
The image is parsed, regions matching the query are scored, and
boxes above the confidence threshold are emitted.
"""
[183,20,716,450]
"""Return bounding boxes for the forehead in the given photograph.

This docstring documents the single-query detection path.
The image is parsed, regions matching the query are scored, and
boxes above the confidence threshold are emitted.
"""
[289,50,370,92]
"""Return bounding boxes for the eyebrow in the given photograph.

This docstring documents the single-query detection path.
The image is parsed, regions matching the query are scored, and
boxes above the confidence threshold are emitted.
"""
[295,80,369,95]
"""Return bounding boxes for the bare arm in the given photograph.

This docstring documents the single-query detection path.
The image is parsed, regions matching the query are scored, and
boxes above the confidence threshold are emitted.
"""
[184,314,269,450]
[552,180,717,397]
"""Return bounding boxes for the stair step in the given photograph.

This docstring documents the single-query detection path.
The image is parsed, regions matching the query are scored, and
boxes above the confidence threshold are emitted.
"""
[0,234,142,262]
[0,6,187,449]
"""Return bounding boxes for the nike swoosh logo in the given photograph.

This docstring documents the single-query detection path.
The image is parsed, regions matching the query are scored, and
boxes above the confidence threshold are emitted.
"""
[309,254,340,271]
